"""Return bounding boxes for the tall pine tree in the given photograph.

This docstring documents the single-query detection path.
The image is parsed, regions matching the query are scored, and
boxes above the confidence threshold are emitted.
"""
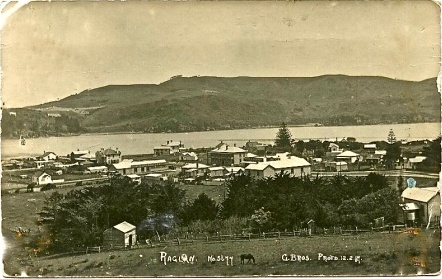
[274,122,293,151]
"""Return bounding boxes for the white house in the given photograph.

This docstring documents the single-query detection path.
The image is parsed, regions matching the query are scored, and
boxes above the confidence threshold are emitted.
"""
[41,151,57,161]
[208,166,225,178]
[405,156,427,170]
[401,187,440,226]
[181,163,209,178]
[180,152,198,161]
[363,144,377,152]
[328,143,342,153]
[336,151,360,163]
[103,221,137,248]
[32,172,53,185]
[110,159,167,175]
[245,156,311,179]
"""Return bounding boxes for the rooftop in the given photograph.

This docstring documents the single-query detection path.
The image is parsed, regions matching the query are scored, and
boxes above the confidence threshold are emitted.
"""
[211,144,246,154]
[401,187,439,203]
[113,221,136,233]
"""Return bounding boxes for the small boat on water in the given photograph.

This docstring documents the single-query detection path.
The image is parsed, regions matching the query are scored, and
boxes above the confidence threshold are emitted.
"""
[20,135,26,146]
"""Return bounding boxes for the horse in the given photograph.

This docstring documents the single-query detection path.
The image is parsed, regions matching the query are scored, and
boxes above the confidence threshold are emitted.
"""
[240,254,255,264]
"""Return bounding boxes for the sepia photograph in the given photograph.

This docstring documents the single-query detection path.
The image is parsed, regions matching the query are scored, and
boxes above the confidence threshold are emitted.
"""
[1,0,441,276]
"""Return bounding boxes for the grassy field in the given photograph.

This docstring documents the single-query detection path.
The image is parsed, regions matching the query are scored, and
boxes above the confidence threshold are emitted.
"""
[2,184,440,276]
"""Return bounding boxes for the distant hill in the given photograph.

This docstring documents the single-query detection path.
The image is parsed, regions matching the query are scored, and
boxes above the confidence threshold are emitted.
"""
[4,75,440,136]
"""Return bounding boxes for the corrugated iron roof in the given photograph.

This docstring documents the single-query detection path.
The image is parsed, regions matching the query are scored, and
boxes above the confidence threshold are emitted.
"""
[337,151,360,157]
[113,221,136,233]
[182,163,209,169]
[402,187,439,203]
[211,144,246,153]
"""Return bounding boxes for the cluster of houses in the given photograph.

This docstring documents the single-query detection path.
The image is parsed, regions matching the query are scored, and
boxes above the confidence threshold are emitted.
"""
[2,137,435,189]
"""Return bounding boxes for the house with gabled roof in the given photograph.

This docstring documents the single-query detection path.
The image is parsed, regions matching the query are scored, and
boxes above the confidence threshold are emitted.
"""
[336,151,361,163]
[40,151,57,161]
[181,163,209,178]
[96,148,122,165]
[245,156,311,179]
[32,171,53,185]
[109,159,167,175]
[103,221,137,248]
[208,144,247,166]
[401,187,440,226]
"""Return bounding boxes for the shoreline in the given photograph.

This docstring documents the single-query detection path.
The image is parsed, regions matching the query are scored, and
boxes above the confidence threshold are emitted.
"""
[2,121,440,141]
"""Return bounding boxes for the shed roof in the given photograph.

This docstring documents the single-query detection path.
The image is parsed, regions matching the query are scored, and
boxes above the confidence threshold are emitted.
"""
[126,174,141,179]
[209,166,225,171]
[182,163,209,169]
[401,187,439,203]
[42,151,56,157]
[364,144,377,149]
[402,203,420,211]
[409,156,427,163]
[211,144,246,153]
[113,221,136,233]
[245,157,310,171]
[337,151,360,157]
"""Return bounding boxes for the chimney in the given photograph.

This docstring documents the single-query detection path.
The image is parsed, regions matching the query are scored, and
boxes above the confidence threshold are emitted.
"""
[167,141,169,144]
[226,145,229,150]
[234,143,236,147]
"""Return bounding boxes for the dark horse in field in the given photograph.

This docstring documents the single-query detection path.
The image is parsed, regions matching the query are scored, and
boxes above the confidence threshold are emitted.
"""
[240,254,255,264]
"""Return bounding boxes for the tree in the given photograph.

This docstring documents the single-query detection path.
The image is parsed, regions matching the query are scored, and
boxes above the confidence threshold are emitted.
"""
[181,193,219,224]
[384,142,402,169]
[420,136,441,172]
[274,122,293,151]
[250,207,271,234]
[295,140,305,155]
[387,129,397,144]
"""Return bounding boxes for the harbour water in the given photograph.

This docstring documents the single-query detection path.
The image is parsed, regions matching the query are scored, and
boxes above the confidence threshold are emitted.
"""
[1,122,440,159]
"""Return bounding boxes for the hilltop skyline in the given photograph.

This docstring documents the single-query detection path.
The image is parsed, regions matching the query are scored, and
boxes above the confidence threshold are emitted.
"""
[2,1,440,108]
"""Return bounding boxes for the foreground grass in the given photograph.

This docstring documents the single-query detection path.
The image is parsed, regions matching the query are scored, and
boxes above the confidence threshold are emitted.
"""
[2,187,440,277]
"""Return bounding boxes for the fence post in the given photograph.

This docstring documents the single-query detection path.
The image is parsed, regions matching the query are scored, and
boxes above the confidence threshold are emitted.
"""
[355,226,358,234]
[177,238,180,246]
[371,227,373,233]
[248,233,251,241]
[333,226,335,234]
[263,232,265,239]
[278,232,280,239]
[293,230,296,237]
[339,227,342,235]
[206,236,209,242]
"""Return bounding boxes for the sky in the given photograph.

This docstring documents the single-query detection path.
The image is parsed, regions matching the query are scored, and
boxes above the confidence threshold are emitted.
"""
[1,0,441,108]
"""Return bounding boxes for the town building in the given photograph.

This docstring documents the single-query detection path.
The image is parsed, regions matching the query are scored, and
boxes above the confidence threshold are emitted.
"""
[154,146,172,156]
[208,166,225,178]
[181,163,209,178]
[87,166,108,173]
[40,151,57,161]
[180,152,198,161]
[245,156,311,179]
[335,151,361,164]
[405,156,427,170]
[401,187,440,226]
[103,221,137,248]
[363,144,377,153]
[208,144,247,166]
[70,150,89,162]
[96,148,122,165]
[324,161,348,172]
[32,172,53,185]
[109,159,167,175]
